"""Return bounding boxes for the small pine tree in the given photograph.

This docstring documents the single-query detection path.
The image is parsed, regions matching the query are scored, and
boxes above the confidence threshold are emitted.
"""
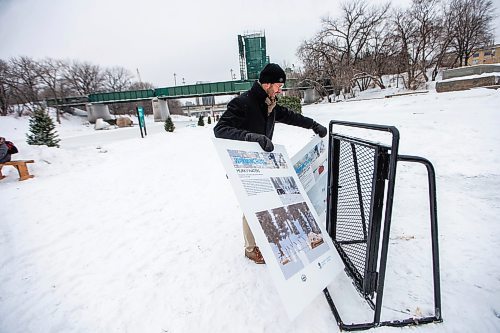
[26,107,60,147]
[197,115,205,126]
[207,116,212,124]
[164,116,175,132]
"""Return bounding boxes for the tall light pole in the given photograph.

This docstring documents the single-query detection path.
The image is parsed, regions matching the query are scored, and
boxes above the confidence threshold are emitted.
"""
[173,73,177,86]
[230,68,234,80]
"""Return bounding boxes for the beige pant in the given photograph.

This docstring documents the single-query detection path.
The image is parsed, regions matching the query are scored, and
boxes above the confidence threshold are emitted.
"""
[242,215,256,253]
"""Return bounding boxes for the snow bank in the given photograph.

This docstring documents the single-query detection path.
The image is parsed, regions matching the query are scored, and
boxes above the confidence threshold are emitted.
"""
[0,87,499,332]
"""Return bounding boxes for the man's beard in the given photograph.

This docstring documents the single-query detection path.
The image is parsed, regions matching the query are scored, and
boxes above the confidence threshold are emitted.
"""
[265,88,276,102]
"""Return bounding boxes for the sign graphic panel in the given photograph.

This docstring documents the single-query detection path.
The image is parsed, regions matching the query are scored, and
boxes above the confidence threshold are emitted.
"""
[291,136,328,218]
[214,138,342,319]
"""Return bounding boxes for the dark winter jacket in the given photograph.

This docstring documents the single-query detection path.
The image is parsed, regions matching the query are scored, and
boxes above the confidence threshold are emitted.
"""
[0,143,11,163]
[213,81,314,141]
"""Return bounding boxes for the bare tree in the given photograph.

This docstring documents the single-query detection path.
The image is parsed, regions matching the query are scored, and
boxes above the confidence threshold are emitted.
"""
[167,99,183,115]
[297,37,339,100]
[297,0,390,97]
[431,0,456,80]
[386,0,442,89]
[129,81,155,90]
[35,58,69,123]
[297,0,497,92]
[412,0,442,82]
[0,59,12,116]
[392,6,426,89]
[321,0,390,66]
[62,60,104,95]
[102,66,133,92]
[351,20,397,90]
[7,56,42,110]
[448,0,494,66]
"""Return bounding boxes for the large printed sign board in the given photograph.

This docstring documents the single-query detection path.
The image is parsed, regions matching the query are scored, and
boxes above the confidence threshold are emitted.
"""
[213,138,342,319]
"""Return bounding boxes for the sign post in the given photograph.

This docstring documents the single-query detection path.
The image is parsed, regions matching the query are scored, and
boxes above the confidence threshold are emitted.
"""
[136,106,147,138]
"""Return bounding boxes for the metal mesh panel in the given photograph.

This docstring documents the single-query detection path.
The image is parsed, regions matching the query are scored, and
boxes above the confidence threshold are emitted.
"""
[324,122,443,329]
[340,243,369,277]
[334,139,376,291]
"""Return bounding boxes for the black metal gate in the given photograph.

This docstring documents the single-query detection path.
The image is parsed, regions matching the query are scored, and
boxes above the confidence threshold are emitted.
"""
[324,120,442,330]
[329,136,388,298]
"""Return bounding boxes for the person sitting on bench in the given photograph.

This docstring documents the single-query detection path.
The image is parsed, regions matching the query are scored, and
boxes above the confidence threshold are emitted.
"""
[0,137,12,163]
[0,137,34,181]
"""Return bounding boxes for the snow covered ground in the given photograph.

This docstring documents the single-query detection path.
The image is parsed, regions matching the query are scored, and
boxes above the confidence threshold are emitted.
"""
[1,87,499,332]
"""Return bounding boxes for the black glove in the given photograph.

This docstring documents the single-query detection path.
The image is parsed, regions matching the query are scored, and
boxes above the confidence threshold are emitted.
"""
[245,133,274,152]
[311,122,327,138]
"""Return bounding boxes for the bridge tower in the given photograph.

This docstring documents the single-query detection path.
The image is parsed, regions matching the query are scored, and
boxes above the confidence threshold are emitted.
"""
[238,31,269,81]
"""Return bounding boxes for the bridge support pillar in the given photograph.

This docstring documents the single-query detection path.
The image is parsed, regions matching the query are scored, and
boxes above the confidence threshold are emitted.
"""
[86,103,112,124]
[152,98,170,122]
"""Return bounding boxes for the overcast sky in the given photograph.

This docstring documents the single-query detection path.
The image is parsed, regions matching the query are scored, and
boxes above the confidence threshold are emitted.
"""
[0,0,498,88]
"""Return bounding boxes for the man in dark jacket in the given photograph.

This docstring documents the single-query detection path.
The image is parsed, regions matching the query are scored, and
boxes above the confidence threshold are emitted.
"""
[214,63,327,264]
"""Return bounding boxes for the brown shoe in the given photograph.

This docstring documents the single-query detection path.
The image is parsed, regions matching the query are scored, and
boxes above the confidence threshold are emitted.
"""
[245,246,265,264]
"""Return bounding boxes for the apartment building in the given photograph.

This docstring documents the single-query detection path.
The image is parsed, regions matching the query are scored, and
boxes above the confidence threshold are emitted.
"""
[471,44,500,65]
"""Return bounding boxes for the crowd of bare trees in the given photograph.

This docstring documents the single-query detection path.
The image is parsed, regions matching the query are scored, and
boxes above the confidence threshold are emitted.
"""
[297,0,495,97]
[0,56,183,119]
[2,0,495,115]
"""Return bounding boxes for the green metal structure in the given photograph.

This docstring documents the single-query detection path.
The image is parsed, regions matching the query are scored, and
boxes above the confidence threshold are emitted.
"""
[87,80,253,104]
[88,89,155,103]
[154,80,252,99]
[238,32,269,80]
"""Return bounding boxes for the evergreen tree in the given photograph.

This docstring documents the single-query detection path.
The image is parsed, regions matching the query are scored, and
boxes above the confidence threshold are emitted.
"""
[207,116,212,124]
[164,116,175,132]
[197,115,204,126]
[26,107,60,147]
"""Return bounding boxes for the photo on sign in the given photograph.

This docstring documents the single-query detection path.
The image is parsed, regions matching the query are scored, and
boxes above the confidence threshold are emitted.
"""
[292,137,328,216]
[228,150,287,169]
[270,176,302,205]
[256,202,327,280]
[294,139,326,179]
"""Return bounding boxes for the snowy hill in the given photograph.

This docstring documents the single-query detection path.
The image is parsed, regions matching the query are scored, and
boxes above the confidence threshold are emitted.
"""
[0,87,499,332]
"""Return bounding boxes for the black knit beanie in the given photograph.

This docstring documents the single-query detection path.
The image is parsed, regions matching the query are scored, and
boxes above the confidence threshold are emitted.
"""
[259,63,286,84]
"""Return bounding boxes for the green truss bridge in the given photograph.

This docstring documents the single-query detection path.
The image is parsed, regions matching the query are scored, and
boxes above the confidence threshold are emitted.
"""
[47,80,256,107]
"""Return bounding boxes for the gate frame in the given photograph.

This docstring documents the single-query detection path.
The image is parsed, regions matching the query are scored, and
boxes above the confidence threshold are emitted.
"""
[324,120,442,331]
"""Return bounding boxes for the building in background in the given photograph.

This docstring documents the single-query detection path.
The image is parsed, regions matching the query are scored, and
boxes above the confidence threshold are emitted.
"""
[471,44,500,65]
